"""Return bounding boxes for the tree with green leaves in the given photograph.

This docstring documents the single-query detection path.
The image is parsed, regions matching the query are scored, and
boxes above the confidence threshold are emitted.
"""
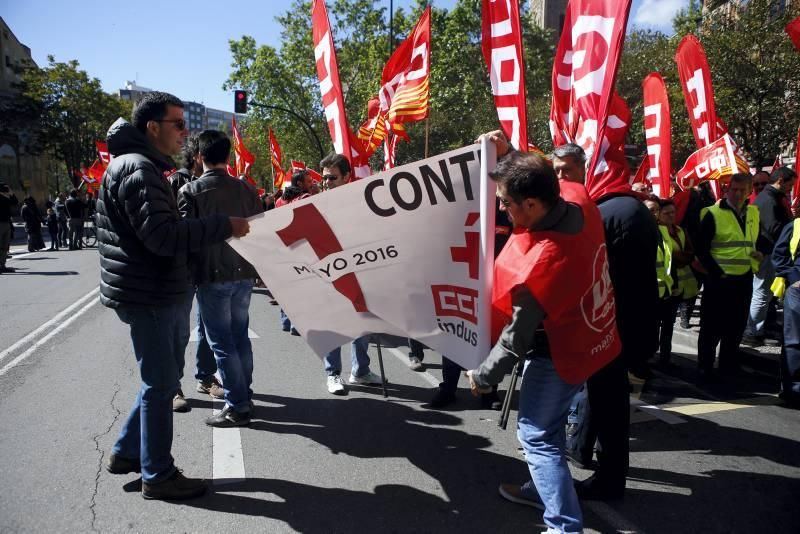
[17,56,132,181]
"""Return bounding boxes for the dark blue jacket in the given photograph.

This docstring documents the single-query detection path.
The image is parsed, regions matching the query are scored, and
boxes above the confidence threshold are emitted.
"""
[773,221,800,287]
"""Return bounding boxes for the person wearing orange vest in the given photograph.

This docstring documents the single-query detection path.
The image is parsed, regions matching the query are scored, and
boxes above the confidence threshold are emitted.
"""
[773,218,800,407]
[694,173,762,382]
[466,150,620,533]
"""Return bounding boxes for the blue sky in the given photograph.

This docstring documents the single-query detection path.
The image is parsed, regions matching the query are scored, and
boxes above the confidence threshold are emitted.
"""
[3,0,687,113]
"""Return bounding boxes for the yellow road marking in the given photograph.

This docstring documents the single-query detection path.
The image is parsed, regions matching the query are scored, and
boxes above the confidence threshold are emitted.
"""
[662,396,780,416]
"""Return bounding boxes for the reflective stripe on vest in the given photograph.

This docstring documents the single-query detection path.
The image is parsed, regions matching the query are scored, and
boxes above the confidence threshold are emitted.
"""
[668,226,699,298]
[700,203,760,276]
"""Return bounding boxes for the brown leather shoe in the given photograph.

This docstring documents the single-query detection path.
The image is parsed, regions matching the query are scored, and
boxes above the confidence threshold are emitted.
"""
[196,377,224,400]
[172,390,190,412]
[142,470,207,500]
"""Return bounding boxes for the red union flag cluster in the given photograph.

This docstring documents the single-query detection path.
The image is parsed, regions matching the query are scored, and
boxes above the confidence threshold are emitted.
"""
[676,134,749,190]
[269,128,286,190]
[549,0,632,200]
[481,0,528,151]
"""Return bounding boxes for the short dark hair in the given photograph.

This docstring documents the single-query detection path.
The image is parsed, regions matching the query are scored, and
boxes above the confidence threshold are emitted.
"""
[658,198,675,209]
[490,151,560,207]
[69,189,78,197]
[730,173,753,186]
[552,143,586,164]
[320,152,350,176]
[770,166,797,184]
[131,91,184,133]
[180,134,200,169]
[291,169,309,189]
[197,130,231,166]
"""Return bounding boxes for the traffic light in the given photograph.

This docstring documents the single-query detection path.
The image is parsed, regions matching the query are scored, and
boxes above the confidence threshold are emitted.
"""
[234,90,248,113]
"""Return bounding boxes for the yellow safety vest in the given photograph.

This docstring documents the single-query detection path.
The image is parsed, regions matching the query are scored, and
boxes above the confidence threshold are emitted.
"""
[700,202,760,276]
[657,225,674,299]
[770,219,800,300]
[667,225,699,298]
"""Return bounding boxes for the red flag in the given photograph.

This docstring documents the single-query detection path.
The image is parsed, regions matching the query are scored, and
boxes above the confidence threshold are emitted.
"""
[481,0,528,151]
[383,134,400,171]
[95,141,110,166]
[676,134,749,190]
[675,34,725,198]
[269,129,287,190]
[231,117,255,179]
[786,17,800,50]
[549,0,632,201]
[793,127,800,215]
[632,156,650,186]
[289,160,323,184]
[641,73,671,198]
[313,0,370,177]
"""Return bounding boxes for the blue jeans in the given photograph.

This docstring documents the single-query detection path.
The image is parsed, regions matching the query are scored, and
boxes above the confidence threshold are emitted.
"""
[175,288,216,382]
[782,285,800,397]
[324,336,370,377]
[196,280,255,413]
[518,355,583,533]
[746,257,775,338]
[112,303,184,484]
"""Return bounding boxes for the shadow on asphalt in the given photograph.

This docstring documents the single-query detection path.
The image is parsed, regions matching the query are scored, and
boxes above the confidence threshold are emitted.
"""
[2,269,79,276]
[182,389,553,532]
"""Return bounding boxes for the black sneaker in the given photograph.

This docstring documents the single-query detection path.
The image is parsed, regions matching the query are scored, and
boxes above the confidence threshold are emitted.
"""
[205,405,250,427]
[574,474,624,501]
[105,453,141,474]
[480,390,502,411]
[740,335,764,348]
[426,388,456,409]
[142,469,207,500]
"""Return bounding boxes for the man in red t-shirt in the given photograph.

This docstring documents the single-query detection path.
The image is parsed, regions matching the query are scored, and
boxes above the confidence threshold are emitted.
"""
[467,150,620,533]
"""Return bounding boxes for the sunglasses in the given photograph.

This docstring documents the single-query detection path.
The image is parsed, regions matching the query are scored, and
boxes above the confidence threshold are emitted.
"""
[154,119,187,131]
[323,174,340,181]
[497,196,513,207]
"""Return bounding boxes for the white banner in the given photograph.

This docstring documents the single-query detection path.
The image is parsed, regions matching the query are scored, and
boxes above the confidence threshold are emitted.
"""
[229,144,496,370]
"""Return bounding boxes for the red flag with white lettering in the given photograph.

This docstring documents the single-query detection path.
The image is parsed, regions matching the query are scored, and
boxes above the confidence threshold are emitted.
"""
[95,140,110,166]
[642,72,671,198]
[481,0,528,151]
[786,16,800,50]
[549,0,632,201]
[313,0,371,178]
[676,134,749,190]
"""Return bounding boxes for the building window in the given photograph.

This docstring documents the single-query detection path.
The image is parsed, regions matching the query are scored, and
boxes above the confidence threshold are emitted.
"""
[5,56,11,67]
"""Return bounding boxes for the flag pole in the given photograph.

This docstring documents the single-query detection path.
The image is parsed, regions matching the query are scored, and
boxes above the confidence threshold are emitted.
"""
[375,338,389,398]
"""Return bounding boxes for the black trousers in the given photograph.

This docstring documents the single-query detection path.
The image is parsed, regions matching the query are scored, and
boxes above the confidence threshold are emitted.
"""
[657,296,680,360]
[697,273,753,372]
[575,354,630,489]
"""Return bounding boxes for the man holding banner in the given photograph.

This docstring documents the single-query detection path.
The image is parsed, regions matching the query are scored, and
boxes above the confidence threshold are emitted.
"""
[467,149,620,533]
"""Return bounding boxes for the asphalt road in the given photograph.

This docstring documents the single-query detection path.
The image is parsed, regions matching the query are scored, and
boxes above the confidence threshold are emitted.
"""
[1,244,799,533]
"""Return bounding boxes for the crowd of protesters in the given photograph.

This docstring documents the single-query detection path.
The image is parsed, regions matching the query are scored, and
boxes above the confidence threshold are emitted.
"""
[92,92,799,534]
[0,183,96,268]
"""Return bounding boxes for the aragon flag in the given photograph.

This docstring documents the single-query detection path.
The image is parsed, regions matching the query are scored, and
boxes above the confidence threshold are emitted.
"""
[676,134,749,190]
[231,116,256,185]
[269,128,287,190]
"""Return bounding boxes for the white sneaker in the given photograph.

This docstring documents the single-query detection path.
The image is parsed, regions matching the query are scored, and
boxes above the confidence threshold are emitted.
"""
[327,374,347,395]
[348,370,386,386]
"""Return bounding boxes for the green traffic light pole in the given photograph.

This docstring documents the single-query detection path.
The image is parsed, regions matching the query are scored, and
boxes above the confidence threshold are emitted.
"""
[245,100,326,161]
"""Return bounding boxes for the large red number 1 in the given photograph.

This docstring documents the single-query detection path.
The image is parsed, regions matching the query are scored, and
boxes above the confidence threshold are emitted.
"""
[276,203,369,313]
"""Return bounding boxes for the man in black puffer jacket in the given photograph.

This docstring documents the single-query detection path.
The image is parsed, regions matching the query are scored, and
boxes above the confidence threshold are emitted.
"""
[96,92,250,501]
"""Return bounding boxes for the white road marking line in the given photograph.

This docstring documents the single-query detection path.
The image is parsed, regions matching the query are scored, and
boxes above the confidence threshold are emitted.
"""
[7,252,37,261]
[630,397,687,425]
[0,293,99,376]
[0,287,99,364]
[189,327,259,342]
[386,347,441,388]
[211,400,246,484]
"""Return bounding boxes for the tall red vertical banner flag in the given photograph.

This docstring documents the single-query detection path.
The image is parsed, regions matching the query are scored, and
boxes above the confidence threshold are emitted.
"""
[642,73,672,198]
[549,0,632,201]
[481,0,528,151]
[675,34,722,197]
[312,0,370,177]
